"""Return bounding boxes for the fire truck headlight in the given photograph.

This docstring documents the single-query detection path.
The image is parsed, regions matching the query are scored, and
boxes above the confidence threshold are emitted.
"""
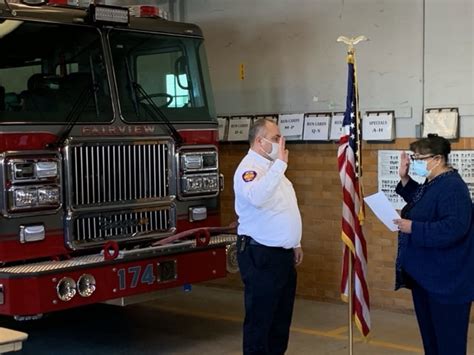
[37,186,60,206]
[77,274,96,298]
[178,149,219,199]
[36,161,58,179]
[13,188,38,207]
[180,151,218,172]
[183,176,203,192]
[13,162,35,180]
[202,175,218,190]
[4,153,61,216]
[11,160,59,182]
[10,186,60,211]
[181,173,220,195]
[181,154,203,170]
[56,277,77,302]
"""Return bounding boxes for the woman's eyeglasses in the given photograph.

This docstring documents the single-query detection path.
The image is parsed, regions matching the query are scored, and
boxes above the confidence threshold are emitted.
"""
[410,154,434,161]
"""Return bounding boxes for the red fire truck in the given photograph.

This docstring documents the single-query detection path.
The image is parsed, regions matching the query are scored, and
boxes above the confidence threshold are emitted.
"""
[0,0,237,319]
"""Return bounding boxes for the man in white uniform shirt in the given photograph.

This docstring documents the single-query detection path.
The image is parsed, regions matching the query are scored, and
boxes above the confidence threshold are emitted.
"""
[234,118,303,355]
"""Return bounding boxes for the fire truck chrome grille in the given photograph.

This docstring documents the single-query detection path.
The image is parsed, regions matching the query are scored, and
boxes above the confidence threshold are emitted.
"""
[72,207,173,246]
[67,141,170,208]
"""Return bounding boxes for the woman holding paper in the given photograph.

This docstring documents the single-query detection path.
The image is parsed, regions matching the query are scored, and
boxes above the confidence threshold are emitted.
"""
[393,134,474,355]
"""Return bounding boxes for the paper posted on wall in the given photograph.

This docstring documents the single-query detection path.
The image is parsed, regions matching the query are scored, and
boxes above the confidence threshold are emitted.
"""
[423,110,458,139]
[364,191,400,232]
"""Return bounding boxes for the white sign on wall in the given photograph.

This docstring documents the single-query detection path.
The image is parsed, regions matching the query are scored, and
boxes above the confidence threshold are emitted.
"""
[278,113,304,140]
[227,116,252,141]
[423,109,458,139]
[362,113,395,141]
[303,115,330,140]
[329,114,345,141]
[448,151,474,200]
[217,116,228,141]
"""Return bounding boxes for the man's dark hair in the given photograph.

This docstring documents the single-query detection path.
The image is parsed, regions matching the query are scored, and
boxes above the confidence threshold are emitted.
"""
[410,133,451,160]
[248,118,274,145]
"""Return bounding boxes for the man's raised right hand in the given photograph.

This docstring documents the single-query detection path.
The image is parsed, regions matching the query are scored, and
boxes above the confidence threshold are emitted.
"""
[278,136,289,163]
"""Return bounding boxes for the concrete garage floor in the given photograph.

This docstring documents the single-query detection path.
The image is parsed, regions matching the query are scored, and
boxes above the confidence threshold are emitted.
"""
[1,285,473,354]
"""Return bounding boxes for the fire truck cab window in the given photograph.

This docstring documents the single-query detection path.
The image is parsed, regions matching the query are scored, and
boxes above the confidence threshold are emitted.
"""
[0,20,112,124]
[109,30,216,123]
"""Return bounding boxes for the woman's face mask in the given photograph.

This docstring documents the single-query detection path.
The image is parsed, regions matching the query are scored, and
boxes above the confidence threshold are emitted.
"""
[412,159,430,177]
[412,156,439,177]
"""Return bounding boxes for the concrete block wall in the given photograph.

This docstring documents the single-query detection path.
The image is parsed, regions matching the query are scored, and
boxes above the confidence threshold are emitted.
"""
[210,138,474,313]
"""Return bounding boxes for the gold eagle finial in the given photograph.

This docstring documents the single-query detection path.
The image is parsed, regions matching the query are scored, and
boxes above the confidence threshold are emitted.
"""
[337,35,368,53]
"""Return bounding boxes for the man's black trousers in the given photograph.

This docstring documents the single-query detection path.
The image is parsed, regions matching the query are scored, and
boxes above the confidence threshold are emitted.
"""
[237,238,297,355]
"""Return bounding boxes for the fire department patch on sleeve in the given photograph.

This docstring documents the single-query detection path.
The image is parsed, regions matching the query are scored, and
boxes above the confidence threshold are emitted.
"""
[242,170,257,182]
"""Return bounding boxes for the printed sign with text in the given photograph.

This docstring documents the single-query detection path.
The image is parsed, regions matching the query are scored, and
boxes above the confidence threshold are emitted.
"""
[303,115,330,140]
[278,113,304,140]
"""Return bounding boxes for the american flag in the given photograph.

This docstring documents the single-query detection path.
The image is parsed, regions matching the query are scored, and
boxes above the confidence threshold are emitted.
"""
[337,54,370,337]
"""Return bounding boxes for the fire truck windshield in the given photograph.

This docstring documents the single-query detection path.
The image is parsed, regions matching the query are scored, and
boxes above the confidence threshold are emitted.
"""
[109,29,216,124]
[0,20,112,124]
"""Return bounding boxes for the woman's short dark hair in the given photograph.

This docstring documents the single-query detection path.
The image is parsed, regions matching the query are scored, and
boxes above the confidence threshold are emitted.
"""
[410,134,451,160]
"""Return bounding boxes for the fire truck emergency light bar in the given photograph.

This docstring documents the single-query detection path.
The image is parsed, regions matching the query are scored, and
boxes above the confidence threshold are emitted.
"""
[128,5,169,19]
[20,0,169,20]
[88,4,129,25]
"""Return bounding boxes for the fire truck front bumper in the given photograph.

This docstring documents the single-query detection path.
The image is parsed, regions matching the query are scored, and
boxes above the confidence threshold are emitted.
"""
[0,234,237,318]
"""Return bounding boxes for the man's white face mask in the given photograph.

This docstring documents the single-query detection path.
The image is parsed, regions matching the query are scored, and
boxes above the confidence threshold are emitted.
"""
[262,137,279,160]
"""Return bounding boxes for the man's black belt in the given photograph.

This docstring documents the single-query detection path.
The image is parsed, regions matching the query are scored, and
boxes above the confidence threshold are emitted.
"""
[238,235,289,251]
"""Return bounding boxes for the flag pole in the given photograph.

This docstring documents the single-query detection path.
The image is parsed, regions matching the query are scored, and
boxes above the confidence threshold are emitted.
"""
[337,35,368,355]
[348,253,353,355]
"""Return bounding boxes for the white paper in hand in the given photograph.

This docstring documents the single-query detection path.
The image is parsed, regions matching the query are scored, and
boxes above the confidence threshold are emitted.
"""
[364,191,400,232]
